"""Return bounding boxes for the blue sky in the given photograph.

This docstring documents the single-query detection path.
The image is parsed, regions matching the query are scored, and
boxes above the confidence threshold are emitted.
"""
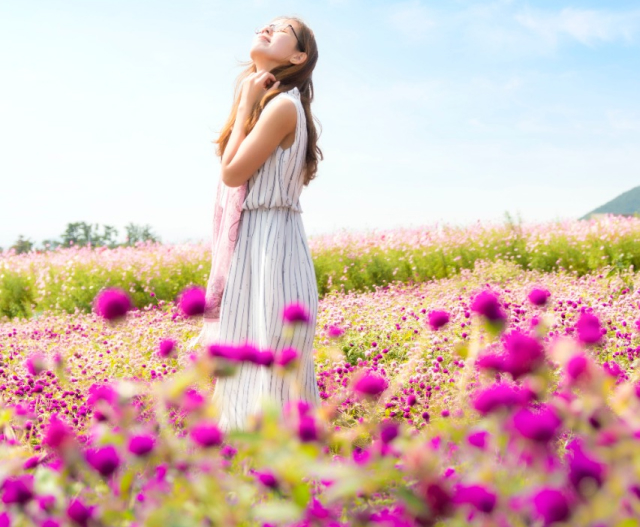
[1,0,639,248]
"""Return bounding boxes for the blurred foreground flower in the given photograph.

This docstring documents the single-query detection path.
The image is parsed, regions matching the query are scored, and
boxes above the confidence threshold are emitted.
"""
[178,286,206,317]
[94,288,132,321]
[353,373,389,399]
[282,302,310,324]
[528,287,551,307]
[427,310,450,331]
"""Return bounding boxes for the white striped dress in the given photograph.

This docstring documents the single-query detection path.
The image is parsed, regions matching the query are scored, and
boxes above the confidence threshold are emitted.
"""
[211,86,321,431]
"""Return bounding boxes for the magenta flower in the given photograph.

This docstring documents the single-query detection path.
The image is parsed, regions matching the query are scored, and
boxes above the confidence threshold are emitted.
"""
[128,435,156,457]
[190,422,223,448]
[532,488,571,525]
[575,312,602,345]
[94,288,132,321]
[181,389,205,413]
[85,445,121,478]
[66,498,94,527]
[41,518,60,527]
[502,330,545,379]
[24,352,46,377]
[254,470,279,489]
[158,339,176,358]
[512,405,562,443]
[276,348,299,368]
[255,350,275,367]
[380,420,400,444]
[208,344,239,361]
[353,373,389,398]
[327,325,345,338]
[42,414,74,450]
[1,475,34,505]
[528,288,551,306]
[298,415,319,442]
[237,344,259,363]
[453,484,497,513]
[427,310,450,331]
[282,302,310,324]
[467,430,489,450]
[178,286,206,317]
[472,384,529,416]
[86,383,118,408]
[471,290,506,323]
[566,354,590,383]
[567,439,606,493]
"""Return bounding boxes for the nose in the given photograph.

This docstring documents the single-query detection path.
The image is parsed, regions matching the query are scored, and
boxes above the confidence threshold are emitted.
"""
[258,24,273,35]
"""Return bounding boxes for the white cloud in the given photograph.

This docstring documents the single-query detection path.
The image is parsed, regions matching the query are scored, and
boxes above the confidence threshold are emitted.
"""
[515,7,640,47]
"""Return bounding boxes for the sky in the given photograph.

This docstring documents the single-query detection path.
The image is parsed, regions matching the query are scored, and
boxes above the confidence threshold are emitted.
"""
[1,0,639,248]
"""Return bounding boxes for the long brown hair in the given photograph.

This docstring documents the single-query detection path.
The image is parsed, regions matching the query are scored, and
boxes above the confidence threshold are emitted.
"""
[215,16,323,186]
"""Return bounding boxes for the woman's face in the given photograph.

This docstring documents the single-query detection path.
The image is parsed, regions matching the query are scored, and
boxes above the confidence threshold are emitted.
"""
[250,19,306,71]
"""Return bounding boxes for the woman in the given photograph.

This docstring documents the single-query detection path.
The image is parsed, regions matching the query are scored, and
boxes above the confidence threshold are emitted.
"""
[191,16,323,431]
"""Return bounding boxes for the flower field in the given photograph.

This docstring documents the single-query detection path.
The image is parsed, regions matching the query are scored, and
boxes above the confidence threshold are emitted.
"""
[2,222,640,524]
[3,215,640,319]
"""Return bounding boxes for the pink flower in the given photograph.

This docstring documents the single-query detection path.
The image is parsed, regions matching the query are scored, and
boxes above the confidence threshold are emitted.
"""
[566,439,606,494]
[353,373,389,398]
[427,310,450,331]
[380,420,400,444]
[94,288,132,321]
[327,325,345,338]
[128,435,155,457]
[471,290,506,323]
[178,286,206,317]
[502,330,545,379]
[85,445,121,478]
[528,288,551,306]
[42,414,74,450]
[512,405,562,443]
[566,354,590,383]
[282,302,310,324]
[255,350,275,367]
[24,352,46,376]
[298,415,319,442]
[208,344,239,361]
[158,339,176,358]
[276,348,299,368]
[472,383,530,416]
[576,312,602,345]
[1,475,34,505]
[67,498,95,527]
[532,488,571,525]
[254,470,279,489]
[453,484,497,513]
[190,422,223,448]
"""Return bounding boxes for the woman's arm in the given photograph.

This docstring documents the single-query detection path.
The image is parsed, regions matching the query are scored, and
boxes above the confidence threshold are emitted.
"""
[221,74,297,188]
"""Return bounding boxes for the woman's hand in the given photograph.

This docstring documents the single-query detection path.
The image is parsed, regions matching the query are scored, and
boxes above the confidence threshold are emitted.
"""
[239,71,281,109]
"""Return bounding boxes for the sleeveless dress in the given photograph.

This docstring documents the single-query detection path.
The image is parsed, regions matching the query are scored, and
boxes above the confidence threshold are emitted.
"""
[211,86,321,431]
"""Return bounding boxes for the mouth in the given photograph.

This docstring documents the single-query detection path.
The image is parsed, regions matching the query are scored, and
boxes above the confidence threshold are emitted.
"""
[259,35,270,43]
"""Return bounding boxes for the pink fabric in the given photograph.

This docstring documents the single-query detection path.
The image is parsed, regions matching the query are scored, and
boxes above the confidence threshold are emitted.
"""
[203,179,246,322]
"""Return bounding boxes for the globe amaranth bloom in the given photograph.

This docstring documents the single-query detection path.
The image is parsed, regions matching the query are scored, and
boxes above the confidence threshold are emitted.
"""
[528,287,551,307]
[471,290,506,323]
[190,421,224,448]
[453,484,497,513]
[178,286,206,317]
[353,373,389,399]
[575,312,603,345]
[512,405,562,443]
[532,487,571,526]
[427,310,450,331]
[472,383,531,416]
[94,288,132,321]
[85,445,121,478]
[128,435,156,457]
[282,302,310,324]
[566,439,606,495]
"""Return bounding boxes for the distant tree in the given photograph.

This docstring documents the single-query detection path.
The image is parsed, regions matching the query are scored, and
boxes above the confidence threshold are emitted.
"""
[124,223,161,245]
[10,235,34,254]
[60,222,119,249]
[41,238,62,251]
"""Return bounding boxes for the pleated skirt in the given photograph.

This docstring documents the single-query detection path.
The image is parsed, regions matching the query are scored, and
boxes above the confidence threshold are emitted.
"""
[211,207,321,431]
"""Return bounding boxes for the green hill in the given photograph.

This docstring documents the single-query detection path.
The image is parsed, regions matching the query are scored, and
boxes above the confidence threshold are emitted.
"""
[581,186,640,220]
